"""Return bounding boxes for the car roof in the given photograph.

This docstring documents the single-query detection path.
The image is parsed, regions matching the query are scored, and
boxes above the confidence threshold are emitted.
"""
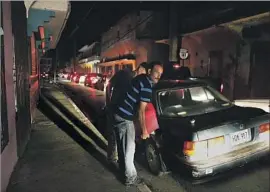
[154,79,207,90]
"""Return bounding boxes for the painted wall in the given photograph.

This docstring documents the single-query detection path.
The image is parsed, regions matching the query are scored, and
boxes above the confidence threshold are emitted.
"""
[11,1,32,158]
[1,2,18,191]
[100,11,169,70]
[101,12,138,52]
[182,25,270,99]
[29,32,39,123]
[182,27,248,99]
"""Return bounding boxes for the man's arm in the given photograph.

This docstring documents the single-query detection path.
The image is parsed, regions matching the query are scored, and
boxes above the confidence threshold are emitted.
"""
[138,101,149,139]
[105,72,119,106]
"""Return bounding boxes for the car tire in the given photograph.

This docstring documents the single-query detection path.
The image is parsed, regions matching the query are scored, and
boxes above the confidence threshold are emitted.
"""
[145,137,165,176]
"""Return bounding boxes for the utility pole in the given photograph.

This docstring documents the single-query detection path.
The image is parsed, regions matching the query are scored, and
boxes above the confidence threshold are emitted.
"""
[73,38,76,72]
[168,2,181,63]
[54,48,58,83]
[68,5,95,73]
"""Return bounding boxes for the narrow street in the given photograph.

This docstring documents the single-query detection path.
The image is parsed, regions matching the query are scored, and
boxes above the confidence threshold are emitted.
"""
[57,80,270,192]
[2,2,269,192]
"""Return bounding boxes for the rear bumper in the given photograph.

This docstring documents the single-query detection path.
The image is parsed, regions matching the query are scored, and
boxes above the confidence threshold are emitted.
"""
[180,142,269,179]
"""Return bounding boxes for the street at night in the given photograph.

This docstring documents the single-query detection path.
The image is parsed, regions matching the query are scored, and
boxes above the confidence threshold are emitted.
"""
[54,80,269,192]
[1,1,270,192]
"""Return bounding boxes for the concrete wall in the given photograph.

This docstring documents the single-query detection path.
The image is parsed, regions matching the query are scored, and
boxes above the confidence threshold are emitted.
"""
[182,25,270,100]
[182,27,249,99]
[100,11,169,70]
[101,12,137,53]
[1,2,18,191]
[29,32,39,123]
[1,2,44,191]
[11,1,32,158]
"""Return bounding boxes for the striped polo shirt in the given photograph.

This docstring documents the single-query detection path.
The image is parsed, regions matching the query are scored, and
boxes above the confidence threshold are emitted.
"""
[115,74,154,121]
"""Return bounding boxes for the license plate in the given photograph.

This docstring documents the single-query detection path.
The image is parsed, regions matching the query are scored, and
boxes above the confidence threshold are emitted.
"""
[230,129,250,146]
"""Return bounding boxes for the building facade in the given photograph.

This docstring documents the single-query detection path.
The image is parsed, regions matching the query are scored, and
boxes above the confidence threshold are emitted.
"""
[154,5,270,100]
[76,42,101,73]
[98,11,169,75]
[0,1,70,191]
[180,11,270,100]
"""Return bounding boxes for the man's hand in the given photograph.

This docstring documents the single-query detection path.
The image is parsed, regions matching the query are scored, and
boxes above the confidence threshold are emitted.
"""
[141,131,150,140]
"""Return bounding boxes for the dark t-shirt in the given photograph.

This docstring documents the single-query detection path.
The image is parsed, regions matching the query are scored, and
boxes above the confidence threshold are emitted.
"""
[115,74,154,121]
[106,69,134,111]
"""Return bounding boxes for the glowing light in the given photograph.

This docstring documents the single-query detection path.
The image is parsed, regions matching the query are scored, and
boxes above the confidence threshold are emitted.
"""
[173,64,180,69]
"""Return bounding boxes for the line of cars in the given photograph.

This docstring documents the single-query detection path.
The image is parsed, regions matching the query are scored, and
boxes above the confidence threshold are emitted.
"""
[61,72,107,91]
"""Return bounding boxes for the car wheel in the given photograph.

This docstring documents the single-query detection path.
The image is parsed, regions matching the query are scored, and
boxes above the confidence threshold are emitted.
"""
[145,138,164,176]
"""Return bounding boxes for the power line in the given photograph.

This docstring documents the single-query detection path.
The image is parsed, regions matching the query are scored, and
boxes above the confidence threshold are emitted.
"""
[69,4,96,38]
[103,13,154,50]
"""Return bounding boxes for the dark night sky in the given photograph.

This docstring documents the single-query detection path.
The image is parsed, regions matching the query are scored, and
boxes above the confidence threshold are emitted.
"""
[55,1,270,65]
[57,1,171,64]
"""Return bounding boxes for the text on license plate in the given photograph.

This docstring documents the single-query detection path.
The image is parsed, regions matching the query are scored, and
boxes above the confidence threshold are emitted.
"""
[230,129,250,146]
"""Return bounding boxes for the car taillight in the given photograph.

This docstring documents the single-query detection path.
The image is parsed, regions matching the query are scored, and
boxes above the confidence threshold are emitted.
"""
[183,141,195,156]
[259,123,269,133]
[183,140,207,157]
[91,77,98,84]
[220,83,224,93]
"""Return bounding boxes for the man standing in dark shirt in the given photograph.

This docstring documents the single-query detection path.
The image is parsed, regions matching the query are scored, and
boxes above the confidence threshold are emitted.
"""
[113,61,163,186]
[106,62,148,164]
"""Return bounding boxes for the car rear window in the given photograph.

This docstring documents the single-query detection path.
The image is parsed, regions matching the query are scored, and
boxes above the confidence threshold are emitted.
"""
[158,86,232,117]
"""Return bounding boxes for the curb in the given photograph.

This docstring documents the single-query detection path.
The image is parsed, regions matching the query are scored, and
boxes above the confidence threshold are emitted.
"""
[40,94,107,157]
[49,83,154,192]
[55,83,108,146]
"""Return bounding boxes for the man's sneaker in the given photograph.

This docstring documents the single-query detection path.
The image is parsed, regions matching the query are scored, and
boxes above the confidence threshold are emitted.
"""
[125,177,144,186]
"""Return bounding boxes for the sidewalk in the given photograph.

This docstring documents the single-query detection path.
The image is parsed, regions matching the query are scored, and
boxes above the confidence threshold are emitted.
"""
[7,84,139,192]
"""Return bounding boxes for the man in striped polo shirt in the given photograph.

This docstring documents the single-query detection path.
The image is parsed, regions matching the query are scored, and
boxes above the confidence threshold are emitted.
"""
[106,62,149,164]
[112,61,163,186]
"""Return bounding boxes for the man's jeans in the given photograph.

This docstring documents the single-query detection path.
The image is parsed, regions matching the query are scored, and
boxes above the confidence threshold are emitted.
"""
[113,114,137,183]
[106,107,118,162]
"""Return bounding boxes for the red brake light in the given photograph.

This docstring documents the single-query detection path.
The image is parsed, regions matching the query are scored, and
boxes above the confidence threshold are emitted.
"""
[183,141,195,156]
[259,123,269,133]
[220,83,224,93]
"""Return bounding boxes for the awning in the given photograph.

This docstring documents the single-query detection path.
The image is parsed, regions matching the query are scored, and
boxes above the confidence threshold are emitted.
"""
[98,59,135,67]
[183,12,270,37]
[79,56,100,64]
[78,42,99,53]
[25,0,71,49]
[155,12,270,46]
[220,12,270,34]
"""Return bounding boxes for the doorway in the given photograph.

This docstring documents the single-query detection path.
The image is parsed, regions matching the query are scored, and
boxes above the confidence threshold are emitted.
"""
[250,41,270,98]
[208,50,223,78]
